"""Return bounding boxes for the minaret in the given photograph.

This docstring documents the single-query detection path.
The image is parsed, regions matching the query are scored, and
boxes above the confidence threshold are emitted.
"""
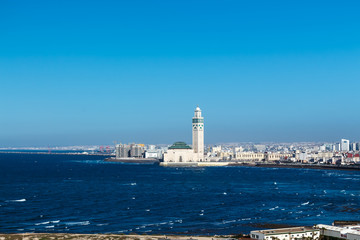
[192,106,204,160]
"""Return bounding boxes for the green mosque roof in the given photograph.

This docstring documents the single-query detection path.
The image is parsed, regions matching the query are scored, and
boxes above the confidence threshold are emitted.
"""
[168,142,192,149]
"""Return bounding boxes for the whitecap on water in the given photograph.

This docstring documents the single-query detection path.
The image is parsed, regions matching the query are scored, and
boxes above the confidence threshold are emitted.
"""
[6,199,26,202]
[36,220,60,225]
[65,221,90,226]
[96,223,109,226]
[301,201,310,206]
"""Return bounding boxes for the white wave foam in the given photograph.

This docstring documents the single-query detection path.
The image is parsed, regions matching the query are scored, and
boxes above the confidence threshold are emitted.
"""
[301,201,310,205]
[6,199,26,202]
[65,221,90,226]
[35,220,60,226]
[45,225,54,228]
[35,221,50,225]
[96,223,109,226]
[222,219,236,224]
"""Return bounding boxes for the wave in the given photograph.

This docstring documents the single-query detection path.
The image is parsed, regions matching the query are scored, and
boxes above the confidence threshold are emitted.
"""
[65,221,90,226]
[301,201,310,205]
[6,199,26,202]
[35,220,60,225]
[96,223,109,226]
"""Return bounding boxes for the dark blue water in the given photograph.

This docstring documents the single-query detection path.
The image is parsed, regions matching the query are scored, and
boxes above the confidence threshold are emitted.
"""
[1,153,360,235]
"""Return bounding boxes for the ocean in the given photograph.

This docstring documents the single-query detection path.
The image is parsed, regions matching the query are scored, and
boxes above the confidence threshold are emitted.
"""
[0,153,359,235]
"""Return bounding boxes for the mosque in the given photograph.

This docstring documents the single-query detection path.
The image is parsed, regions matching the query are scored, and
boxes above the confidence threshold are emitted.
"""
[163,106,205,163]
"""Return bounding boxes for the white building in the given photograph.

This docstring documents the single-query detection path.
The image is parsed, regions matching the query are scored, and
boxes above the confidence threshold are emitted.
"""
[163,106,205,163]
[250,227,320,240]
[341,139,350,152]
[315,224,360,240]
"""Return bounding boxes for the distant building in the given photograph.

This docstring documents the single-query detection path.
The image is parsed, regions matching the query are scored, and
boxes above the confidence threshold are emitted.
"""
[115,143,145,158]
[333,143,341,152]
[351,142,357,152]
[115,144,130,158]
[341,139,350,152]
[250,227,320,240]
[254,144,266,152]
[235,152,265,161]
[163,106,205,163]
[130,144,144,157]
[144,145,161,159]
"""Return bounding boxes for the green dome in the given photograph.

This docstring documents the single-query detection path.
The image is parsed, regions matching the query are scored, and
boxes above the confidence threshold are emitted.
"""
[168,142,192,149]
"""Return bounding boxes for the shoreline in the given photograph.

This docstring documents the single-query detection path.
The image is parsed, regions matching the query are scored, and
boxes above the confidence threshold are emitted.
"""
[244,163,360,171]
[2,151,360,171]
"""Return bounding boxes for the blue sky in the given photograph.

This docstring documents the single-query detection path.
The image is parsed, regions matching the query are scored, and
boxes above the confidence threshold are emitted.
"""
[1,0,360,146]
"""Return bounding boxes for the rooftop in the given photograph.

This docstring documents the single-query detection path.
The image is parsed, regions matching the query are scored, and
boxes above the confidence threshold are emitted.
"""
[252,227,317,235]
[316,224,360,235]
[168,142,192,150]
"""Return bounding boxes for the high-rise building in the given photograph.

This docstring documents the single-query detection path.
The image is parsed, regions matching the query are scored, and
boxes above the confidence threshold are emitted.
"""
[341,139,350,152]
[130,144,144,157]
[351,142,357,152]
[192,106,204,160]
[116,144,130,158]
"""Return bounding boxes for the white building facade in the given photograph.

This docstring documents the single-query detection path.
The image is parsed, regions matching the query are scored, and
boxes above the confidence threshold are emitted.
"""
[163,106,205,163]
[251,227,320,240]
[315,224,360,240]
[341,139,350,152]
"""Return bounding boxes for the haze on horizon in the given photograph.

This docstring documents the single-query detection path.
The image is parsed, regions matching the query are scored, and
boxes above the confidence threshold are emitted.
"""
[1,0,360,147]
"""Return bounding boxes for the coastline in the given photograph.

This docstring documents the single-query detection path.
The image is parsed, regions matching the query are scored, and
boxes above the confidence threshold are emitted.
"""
[160,161,360,171]
[243,163,360,171]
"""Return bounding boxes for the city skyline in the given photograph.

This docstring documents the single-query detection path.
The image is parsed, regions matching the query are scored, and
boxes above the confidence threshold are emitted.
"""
[1,1,360,147]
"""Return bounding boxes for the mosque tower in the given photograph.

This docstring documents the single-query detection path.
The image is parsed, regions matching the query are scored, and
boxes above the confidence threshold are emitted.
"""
[192,106,204,160]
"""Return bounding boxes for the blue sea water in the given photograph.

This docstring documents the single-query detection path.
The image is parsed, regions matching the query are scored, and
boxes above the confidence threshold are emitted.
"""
[0,153,360,235]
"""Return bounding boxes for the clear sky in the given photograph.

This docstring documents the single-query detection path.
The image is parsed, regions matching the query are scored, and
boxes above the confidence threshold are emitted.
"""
[1,0,360,147]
